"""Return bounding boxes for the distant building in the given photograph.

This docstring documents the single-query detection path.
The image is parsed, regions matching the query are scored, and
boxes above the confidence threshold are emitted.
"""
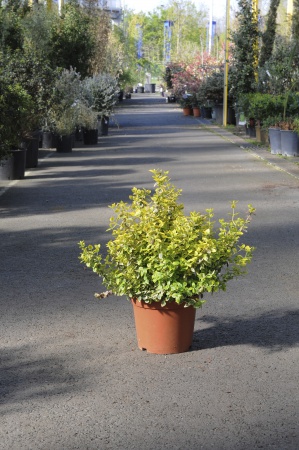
[100,0,123,24]
[38,1,123,23]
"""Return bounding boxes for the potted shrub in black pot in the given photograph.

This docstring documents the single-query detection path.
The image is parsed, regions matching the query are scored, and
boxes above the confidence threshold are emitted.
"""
[82,74,118,137]
[53,111,77,153]
[76,100,99,145]
[198,71,235,124]
[41,123,57,149]
[237,93,284,144]
[6,53,56,167]
[79,170,255,354]
[49,68,81,152]
[0,77,34,179]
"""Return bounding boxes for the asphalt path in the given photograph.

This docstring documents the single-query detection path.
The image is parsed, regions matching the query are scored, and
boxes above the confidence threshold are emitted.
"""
[1,94,298,449]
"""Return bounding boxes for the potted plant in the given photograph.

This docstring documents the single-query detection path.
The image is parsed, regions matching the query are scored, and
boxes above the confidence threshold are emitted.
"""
[81,74,118,136]
[0,79,33,179]
[79,170,255,354]
[53,110,77,153]
[116,69,135,101]
[262,115,283,155]
[279,117,299,157]
[41,120,57,149]
[5,52,56,166]
[191,96,201,117]
[259,93,288,154]
[198,71,235,124]
[76,100,99,145]
[238,93,283,143]
[278,93,299,156]
[195,92,212,119]
[49,68,81,152]
[179,94,193,116]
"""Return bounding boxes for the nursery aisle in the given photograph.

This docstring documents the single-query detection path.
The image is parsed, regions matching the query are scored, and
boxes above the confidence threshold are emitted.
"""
[1,94,298,450]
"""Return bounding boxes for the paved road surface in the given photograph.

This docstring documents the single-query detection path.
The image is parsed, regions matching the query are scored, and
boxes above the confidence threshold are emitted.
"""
[1,94,298,449]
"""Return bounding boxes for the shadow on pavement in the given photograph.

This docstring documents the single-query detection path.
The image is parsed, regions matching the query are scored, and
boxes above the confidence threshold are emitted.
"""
[0,344,89,413]
[193,309,299,352]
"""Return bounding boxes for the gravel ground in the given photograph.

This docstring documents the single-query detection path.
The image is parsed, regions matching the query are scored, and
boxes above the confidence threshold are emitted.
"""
[0,94,298,450]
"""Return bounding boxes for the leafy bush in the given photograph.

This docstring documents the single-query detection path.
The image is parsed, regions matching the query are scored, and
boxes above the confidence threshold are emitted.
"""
[0,2,25,54]
[238,92,299,124]
[197,70,234,106]
[0,76,34,154]
[79,170,255,308]
[48,0,95,77]
[230,0,259,99]
[75,100,98,130]
[237,93,284,122]
[2,50,55,134]
[258,36,299,95]
[81,73,118,118]
[48,68,81,135]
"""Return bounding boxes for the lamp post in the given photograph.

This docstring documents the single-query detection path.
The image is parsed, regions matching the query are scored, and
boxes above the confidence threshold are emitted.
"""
[287,0,294,15]
[164,20,173,65]
[59,0,64,14]
[46,0,64,14]
[252,0,259,82]
[208,0,213,54]
[287,0,293,31]
[223,0,230,126]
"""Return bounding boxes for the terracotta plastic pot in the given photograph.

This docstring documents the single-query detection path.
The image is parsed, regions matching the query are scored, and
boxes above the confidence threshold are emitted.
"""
[193,107,201,117]
[183,107,192,116]
[131,299,196,354]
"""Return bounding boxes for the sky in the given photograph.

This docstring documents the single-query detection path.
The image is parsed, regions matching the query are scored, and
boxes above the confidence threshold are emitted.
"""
[122,0,235,18]
[122,0,174,14]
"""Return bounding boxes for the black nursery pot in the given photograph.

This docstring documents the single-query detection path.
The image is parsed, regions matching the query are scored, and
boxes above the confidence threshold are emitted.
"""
[24,138,39,168]
[11,147,26,179]
[83,129,98,145]
[42,131,57,149]
[56,134,73,153]
[0,155,13,180]
[100,117,109,136]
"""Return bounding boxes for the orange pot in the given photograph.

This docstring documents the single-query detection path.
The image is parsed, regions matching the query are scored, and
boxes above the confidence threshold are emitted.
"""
[193,107,201,117]
[131,299,196,354]
[183,107,192,116]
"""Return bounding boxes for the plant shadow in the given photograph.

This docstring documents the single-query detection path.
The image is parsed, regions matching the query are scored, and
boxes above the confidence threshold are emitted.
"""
[0,344,90,414]
[192,309,299,352]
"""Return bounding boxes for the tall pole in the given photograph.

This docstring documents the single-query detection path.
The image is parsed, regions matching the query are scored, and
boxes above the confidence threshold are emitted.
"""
[287,0,294,15]
[208,0,213,54]
[223,0,230,126]
[58,0,64,15]
[287,0,293,32]
[164,21,173,65]
[252,0,259,82]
